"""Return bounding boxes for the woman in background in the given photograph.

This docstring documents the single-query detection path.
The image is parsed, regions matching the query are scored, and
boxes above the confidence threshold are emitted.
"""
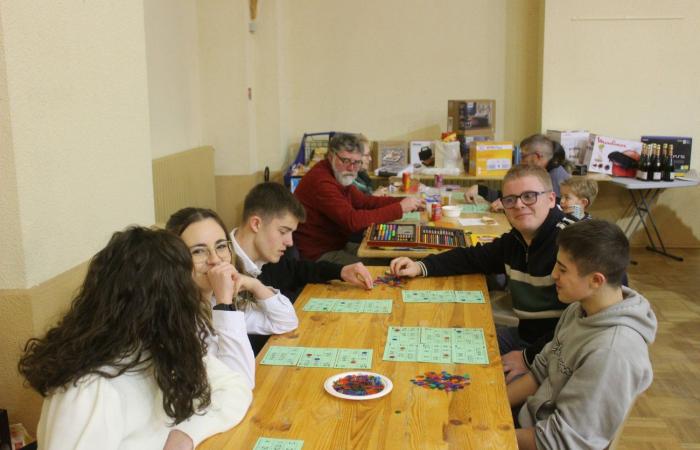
[18,226,252,450]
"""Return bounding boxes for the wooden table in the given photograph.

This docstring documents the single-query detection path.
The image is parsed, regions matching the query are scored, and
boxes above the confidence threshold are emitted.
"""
[370,173,504,189]
[608,176,699,261]
[199,267,517,450]
[357,211,511,259]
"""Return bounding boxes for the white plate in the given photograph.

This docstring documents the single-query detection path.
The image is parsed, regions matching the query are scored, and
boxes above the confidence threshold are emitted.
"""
[324,371,393,401]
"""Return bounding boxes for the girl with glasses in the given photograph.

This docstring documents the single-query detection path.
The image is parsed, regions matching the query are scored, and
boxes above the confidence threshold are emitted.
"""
[167,208,298,389]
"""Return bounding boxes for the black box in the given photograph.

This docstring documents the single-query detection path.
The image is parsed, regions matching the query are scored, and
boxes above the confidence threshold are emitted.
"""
[641,136,692,175]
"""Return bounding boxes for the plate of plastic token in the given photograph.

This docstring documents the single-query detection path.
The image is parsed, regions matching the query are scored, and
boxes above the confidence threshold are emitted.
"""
[324,371,393,401]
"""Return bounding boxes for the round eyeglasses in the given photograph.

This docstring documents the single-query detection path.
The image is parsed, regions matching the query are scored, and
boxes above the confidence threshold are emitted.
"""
[190,241,232,264]
[501,190,551,209]
[334,153,363,168]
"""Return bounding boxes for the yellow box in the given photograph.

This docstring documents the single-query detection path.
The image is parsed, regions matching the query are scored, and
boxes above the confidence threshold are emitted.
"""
[468,141,513,176]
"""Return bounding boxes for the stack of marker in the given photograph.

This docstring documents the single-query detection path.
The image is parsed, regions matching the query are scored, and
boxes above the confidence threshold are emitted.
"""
[374,223,396,241]
[410,371,470,392]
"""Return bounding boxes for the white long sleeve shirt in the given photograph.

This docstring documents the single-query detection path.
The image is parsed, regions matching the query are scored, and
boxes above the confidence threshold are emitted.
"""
[207,282,298,389]
[37,355,252,450]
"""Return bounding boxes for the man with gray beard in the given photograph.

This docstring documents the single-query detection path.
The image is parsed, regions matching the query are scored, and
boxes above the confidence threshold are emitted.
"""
[294,133,421,264]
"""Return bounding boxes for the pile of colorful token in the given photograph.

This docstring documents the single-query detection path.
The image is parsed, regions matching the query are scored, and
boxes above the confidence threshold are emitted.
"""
[411,371,470,392]
[374,273,404,287]
[332,374,385,396]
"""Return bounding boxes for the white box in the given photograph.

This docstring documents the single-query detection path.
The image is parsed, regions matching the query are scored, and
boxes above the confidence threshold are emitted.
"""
[433,141,462,170]
[409,141,433,166]
[585,135,642,175]
[547,130,590,164]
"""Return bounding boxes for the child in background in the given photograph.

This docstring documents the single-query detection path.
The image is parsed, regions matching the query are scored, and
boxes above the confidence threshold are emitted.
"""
[508,220,656,450]
[465,134,573,211]
[559,177,598,220]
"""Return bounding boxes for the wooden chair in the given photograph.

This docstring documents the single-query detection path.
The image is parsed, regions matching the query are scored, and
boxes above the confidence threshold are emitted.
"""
[489,290,519,327]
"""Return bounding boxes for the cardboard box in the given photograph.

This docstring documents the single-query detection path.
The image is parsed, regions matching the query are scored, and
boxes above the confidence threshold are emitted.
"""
[448,99,496,136]
[409,140,433,167]
[468,141,513,176]
[373,141,409,173]
[547,130,590,164]
[457,133,493,171]
[584,135,642,175]
[641,136,692,175]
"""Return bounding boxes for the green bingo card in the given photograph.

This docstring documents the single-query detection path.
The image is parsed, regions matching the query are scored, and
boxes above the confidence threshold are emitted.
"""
[261,346,373,369]
[402,290,485,304]
[460,203,491,213]
[383,327,489,365]
[303,298,393,314]
[253,437,304,450]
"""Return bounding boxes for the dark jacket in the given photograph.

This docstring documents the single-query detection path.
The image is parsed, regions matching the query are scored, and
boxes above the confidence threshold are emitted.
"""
[258,252,342,297]
[420,207,577,363]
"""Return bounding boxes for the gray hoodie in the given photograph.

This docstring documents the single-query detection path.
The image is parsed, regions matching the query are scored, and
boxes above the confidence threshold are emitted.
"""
[519,286,657,450]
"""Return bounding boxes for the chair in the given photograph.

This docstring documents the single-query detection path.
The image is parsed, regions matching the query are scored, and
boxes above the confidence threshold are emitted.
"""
[489,290,519,327]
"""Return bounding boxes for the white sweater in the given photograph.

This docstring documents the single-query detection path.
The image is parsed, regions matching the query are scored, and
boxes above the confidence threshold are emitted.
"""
[208,289,298,389]
[37,355,252,450]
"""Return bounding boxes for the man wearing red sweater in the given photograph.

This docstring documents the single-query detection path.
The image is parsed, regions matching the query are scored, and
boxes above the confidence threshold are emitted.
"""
[294,133,421,263]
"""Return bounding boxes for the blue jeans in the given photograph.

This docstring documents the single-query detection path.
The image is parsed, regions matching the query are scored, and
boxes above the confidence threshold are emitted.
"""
[496,326,528,355]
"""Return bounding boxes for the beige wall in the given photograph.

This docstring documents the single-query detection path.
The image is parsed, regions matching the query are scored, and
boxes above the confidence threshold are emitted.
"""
[252,0,287,173]
[504,0,544,142]
[144,0,202,159]
[0,21,26,288]
[0,1,156,430]
[198,0,255,175]
[278,0,506,147]
[542,0,699,171]
[0,1,155,289]
[542,0,700,245]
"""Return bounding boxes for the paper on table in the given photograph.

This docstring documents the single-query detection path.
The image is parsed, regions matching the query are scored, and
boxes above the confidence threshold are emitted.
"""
[458,218,487,226]
[253,437,304,450]
[397,211,421,222]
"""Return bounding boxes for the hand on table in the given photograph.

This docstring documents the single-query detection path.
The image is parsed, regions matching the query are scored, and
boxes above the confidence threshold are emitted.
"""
[400,196,422,213]
[464,185,480,203]
[341,262,373,289]
[490,198,504,212]
[389,257,422,278]
[502,350,529,384]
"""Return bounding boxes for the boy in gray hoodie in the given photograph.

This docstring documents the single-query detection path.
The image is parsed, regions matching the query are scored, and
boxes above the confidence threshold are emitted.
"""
[507,219,657,450]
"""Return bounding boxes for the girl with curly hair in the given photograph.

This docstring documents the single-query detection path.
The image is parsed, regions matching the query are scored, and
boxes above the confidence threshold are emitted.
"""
[19,227,252,450]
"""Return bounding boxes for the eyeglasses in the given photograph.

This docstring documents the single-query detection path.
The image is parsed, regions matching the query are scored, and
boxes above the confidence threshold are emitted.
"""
[334,154,363,168]
[190,241,232,264]
[501,190,551,209]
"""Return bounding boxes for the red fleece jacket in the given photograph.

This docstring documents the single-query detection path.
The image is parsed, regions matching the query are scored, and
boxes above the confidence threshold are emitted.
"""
[293,159,403,260]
